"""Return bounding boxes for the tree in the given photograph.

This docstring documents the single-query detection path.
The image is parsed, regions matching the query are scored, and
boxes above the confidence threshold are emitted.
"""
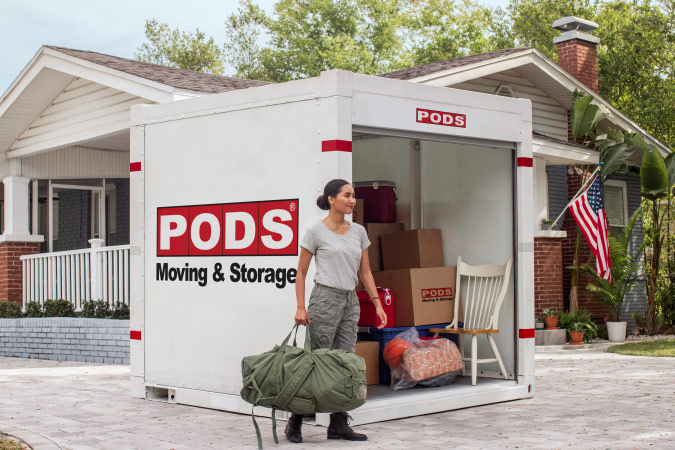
[136,19,225,75]
[488,0,675,150]
[226,0,410,81]
[224,0,494,81]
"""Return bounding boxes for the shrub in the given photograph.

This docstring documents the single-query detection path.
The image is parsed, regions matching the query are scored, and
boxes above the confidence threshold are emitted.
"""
[0,302,22,318]
[93,300,110,318]
[560,309,598,342]
[81,300,97,318]
[111,302,130,320]
[25,301,43,317]
[43,299,76,317]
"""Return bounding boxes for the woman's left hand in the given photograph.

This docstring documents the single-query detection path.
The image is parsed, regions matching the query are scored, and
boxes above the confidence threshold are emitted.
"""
[375,305,387,329]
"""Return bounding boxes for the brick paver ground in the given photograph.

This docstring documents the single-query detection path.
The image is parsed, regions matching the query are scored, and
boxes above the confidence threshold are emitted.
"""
[1,348,674,449]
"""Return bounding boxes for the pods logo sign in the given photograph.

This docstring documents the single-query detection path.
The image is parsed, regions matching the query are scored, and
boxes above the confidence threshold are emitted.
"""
[421,288,454,298]
[416,108,466,128]
[157,199,298,256]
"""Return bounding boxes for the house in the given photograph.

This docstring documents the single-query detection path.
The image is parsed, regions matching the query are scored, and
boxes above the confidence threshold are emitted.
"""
[0,17,669,329]
[382,17,668,326]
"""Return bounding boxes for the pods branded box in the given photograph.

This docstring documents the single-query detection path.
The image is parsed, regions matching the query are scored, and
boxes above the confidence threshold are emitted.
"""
[373,266,457,327]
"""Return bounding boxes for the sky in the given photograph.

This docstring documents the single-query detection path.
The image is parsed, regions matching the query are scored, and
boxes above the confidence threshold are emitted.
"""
[0,0,508,96]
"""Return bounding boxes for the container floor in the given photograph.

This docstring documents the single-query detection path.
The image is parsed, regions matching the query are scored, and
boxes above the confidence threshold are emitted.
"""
[313,376,527,426]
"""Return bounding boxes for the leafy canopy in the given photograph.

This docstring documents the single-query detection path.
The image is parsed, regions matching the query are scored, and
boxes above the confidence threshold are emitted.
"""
[136,19,225,75]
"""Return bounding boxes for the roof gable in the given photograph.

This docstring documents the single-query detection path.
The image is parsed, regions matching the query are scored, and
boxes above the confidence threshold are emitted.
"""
[46,46,269,94]
[382,48,671,156]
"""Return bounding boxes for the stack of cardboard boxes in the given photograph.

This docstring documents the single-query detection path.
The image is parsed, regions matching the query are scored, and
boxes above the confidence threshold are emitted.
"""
[353,199,459,385]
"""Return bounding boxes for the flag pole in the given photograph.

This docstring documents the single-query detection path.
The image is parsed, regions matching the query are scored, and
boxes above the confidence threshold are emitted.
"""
[549,162,603,230]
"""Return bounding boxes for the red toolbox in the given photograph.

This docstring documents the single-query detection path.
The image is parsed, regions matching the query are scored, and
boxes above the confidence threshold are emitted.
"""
[357,287,395,328]
[354,181,397,223]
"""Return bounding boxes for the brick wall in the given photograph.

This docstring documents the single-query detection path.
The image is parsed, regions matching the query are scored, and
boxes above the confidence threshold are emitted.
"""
[556,39,599,93]
[0,318,129,364]
[0,242,38,305]
[534,237,564,316]
[57,190,91,252]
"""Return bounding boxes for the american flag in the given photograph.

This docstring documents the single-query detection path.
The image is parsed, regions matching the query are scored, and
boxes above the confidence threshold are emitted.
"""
[569,175,612,281]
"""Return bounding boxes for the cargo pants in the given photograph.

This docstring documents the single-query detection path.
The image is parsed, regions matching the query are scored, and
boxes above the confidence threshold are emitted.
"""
[307,284,360,352]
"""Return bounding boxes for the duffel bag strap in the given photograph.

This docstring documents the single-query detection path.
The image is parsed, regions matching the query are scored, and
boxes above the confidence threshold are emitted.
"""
[248,376,279,450]
[273,355,314,410]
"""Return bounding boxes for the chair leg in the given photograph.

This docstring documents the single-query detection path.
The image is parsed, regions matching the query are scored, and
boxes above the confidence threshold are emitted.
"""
[471,335,478,386]
[459,335,465,377]
[487,334,508,380]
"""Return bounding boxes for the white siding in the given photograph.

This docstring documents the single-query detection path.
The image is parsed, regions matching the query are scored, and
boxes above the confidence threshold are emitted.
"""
[9,78,148,153]
[21,146,129,179]
[450,70,568,141]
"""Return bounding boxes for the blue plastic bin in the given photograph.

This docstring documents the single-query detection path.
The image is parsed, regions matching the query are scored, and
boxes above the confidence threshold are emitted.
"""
[357,323,461,384]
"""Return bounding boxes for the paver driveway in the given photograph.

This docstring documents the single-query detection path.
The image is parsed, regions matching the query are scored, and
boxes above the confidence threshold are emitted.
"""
[0,349,673,450]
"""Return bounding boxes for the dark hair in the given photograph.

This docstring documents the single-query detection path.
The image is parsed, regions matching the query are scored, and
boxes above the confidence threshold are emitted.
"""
[316,179,351,210]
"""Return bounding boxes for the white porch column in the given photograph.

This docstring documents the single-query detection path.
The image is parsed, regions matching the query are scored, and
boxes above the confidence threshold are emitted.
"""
[89,238,105,301]
[1,176,42,243]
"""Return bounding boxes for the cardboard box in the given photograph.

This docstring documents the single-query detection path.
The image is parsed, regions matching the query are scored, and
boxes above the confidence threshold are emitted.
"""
[372,266,457,326]
[381,229,444,270]
[352,199,365,226]
[354,341,380,385]
[365,223,405,272]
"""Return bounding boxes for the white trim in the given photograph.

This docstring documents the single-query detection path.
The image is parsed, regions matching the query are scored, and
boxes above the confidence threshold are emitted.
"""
[534,230,567,238]
[532,138,599,164]
[604,179,628,227]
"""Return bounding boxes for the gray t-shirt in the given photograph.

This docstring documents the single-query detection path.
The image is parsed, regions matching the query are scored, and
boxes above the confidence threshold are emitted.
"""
[300,220,370,291]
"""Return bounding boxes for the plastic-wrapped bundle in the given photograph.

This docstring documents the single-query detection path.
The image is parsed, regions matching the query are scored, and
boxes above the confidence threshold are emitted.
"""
[383,327,463,391]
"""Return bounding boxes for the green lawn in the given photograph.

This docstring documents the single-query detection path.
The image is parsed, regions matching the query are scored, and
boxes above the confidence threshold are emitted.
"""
[607,339,675,357]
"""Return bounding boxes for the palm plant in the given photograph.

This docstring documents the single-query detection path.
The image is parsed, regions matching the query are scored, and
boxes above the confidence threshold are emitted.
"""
[571,208,644,322]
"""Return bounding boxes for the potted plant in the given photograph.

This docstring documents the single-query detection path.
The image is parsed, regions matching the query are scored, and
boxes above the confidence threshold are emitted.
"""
[539,218,555,231]
[560,309,599,344]
[541,308,559,330]
[568,322,585,345]
[535,318,545,330]
[572,208,644,342]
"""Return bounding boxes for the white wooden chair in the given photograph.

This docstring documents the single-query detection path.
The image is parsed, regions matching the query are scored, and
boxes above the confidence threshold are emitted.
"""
[429,255,513,386]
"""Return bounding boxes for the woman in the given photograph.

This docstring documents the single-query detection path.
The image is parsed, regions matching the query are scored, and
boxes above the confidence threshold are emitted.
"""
[286,179,387,444]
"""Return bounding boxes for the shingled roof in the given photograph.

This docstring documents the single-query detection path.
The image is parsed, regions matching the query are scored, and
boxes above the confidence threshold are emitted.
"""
[382,48,531,80]
[47,46,270,94]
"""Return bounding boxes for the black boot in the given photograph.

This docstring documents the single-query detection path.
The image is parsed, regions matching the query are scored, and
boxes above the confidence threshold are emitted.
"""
[327,412,367,441]
[285,414,303,443]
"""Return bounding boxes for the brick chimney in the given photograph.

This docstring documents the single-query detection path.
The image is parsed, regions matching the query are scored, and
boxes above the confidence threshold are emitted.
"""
[553,16,600,93]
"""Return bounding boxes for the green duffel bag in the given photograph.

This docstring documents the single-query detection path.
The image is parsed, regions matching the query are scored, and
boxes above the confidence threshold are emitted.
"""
[241,324,367,449]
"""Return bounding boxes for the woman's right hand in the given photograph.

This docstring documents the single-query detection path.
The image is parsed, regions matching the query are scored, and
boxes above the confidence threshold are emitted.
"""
[295,307,310,326]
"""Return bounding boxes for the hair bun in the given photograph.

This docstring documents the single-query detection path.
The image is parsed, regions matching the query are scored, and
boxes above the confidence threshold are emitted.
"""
[316,195,329,210]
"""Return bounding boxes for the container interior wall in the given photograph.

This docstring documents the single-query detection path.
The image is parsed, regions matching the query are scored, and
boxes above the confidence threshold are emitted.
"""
[352,137,411,230]
[143,100,323,394]
[352,135,515,377]
[420,140,514,375]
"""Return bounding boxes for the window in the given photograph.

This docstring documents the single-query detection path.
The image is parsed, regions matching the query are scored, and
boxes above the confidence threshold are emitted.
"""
[604,180,628,227]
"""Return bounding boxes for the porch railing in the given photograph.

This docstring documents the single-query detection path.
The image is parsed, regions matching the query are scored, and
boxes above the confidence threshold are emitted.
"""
[20,240,130,310]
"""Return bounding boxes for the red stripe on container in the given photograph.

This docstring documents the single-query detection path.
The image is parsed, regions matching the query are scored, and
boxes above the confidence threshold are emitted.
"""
[517,157,533,167]
[519,328,535,339]
[130,330,142,340]
[130,162,142,172]
[321,140,352,152]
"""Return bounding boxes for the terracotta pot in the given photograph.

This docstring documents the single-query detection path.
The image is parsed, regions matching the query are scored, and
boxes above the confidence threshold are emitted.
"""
[544,316,559,330]
[569,330,584,345]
